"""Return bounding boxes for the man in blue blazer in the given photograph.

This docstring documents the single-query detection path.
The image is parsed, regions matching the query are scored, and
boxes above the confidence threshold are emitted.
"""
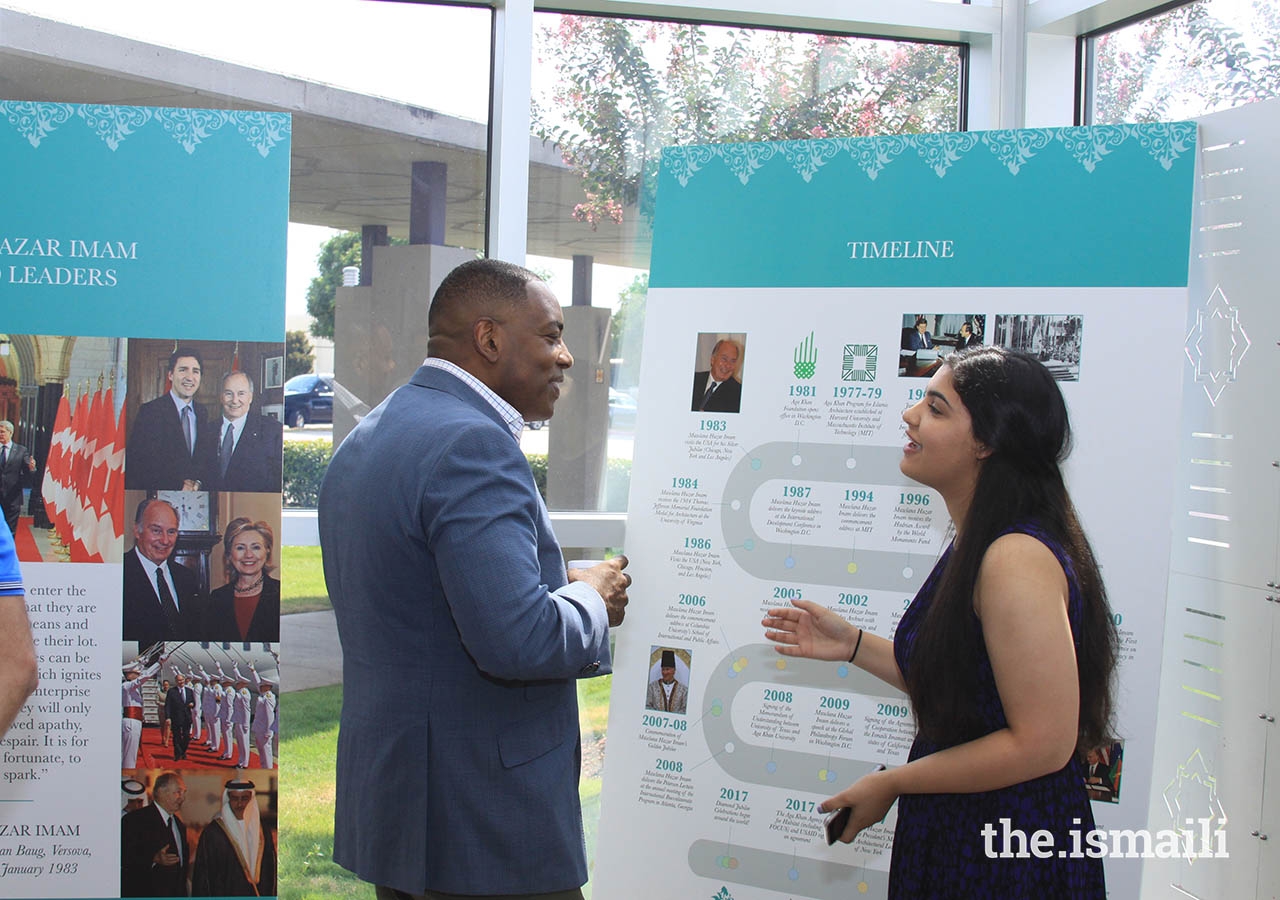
[319,258,631,900]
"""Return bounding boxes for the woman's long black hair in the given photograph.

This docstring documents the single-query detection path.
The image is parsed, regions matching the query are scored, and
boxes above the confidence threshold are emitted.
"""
[903,347,1118,756]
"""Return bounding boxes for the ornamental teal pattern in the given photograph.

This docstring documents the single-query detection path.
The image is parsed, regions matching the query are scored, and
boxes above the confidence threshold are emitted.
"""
[661,123,1197,186]
[0,101,291,156]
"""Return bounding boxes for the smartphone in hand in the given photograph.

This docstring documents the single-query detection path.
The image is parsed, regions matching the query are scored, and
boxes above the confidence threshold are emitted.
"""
[823,806,852,845]
[823,764,887,845]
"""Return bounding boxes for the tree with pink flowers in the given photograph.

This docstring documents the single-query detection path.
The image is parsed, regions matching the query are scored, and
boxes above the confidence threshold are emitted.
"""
[1090,0,1279,123]
[532,16,962,226]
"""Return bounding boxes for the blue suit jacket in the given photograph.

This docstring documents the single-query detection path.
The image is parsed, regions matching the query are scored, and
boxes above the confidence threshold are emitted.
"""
[318,364,612,895]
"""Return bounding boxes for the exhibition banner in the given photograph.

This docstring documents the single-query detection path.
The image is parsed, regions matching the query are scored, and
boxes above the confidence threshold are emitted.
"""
[595,124,1196,899]
[0,101,288,899]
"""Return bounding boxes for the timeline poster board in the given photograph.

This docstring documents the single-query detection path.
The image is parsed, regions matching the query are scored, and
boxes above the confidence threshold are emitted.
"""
[594,125,1197,900]
[0,102,288,898]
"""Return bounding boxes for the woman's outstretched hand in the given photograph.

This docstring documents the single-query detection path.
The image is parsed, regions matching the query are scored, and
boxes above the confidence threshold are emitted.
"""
[762,599,858,662]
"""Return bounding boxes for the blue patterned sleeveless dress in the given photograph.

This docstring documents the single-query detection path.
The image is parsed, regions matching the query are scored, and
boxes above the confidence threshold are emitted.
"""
[888,524,1106,898]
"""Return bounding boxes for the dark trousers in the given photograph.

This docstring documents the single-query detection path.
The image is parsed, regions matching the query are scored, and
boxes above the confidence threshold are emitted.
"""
[171,720,191,760]
[376,884,585,900]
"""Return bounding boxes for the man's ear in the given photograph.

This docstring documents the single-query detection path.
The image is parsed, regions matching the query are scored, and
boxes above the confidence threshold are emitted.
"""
[474,317,501,364]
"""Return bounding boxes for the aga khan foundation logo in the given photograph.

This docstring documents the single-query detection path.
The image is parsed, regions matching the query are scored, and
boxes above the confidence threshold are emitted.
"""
[794,332,817,379]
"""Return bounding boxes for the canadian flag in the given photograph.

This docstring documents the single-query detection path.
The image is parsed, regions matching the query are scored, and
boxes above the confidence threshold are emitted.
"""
[99,398,126,563]
[87,386,123,563]
[40,394,71,543]
[68,387,100,563]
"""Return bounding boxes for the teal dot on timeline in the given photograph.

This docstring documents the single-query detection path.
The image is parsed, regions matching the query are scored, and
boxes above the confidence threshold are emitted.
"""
[751,458,762,470]
[784,556,795,568]
[743,539,754,551]
[826,770,837,782]
[766,761,777,774]
[727,669,737,679]
[837,665,849,677]
[788,868,800,881]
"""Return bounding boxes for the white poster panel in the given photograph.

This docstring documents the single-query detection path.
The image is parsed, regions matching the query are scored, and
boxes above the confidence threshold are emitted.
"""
[596,127,1196,900]
[596,285,1184,899]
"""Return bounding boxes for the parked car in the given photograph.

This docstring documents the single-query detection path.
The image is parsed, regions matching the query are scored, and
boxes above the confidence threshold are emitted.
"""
[284,373,334,428]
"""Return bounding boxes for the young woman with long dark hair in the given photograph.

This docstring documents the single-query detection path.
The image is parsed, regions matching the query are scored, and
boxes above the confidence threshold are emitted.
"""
[763,346,1117,898]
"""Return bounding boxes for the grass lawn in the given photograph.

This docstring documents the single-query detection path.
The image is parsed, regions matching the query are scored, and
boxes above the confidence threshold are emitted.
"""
[280,546,332,614]
[578,673,611,736]
[278,685,372,900]
[279,677,614,899]
[577,674,611,898]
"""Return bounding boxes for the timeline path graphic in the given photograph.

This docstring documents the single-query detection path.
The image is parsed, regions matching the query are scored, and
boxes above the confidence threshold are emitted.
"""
[687,641,903,897]
[688,838,888,899]
[701,642,902,791]
[721,441,929,591]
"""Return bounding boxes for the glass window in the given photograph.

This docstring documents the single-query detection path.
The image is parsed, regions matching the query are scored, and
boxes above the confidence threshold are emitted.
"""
[527,16,963,894]
[1,1,492,505]
[1085,0,1280,124]
[528,12,966,517]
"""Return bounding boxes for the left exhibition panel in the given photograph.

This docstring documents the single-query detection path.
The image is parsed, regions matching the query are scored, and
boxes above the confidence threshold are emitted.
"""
[0,101,288,899]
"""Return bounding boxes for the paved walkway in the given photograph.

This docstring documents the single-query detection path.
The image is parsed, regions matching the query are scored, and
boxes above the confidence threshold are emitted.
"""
[280,610,344,693]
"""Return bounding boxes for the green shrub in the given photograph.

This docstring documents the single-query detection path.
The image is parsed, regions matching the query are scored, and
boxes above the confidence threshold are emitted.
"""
[283,440,334,508]
[282,445,630,511]
[527,452,548,500]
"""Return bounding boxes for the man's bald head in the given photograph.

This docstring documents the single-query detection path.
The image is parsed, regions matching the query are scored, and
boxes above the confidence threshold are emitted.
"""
[427,259,543,361]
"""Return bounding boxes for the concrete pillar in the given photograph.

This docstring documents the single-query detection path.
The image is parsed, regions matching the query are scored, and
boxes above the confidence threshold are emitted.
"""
[332,282,373,447]
[360,224,388,286]
[410,161,447,246]
[571,254,593,306]
[548,306,611,511]
[332,244,475,446]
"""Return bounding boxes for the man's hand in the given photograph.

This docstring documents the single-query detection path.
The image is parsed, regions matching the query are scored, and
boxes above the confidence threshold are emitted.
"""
[152,847,180,867]
[569,555,631,627]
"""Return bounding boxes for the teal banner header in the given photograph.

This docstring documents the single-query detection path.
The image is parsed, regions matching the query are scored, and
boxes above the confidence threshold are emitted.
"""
[650,124,1196,288]
[0,102,290,340]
